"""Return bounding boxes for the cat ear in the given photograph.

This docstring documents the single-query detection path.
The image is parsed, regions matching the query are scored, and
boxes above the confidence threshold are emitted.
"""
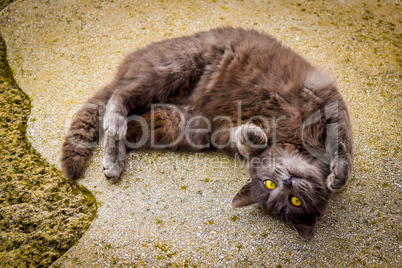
[232,183,256,208]
[291,217,317,240]
[304,69,337,91]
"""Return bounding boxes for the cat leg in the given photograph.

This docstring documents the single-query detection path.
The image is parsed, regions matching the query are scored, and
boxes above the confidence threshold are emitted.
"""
[102,84,196,181]
[231,123,268,156]
[326,145,353,192]
[100,39,208,179]
[103,100,128,140]
[101,95,129,182]
[102,105,186,182]
[103,134,126,183]
[326,113,353,192]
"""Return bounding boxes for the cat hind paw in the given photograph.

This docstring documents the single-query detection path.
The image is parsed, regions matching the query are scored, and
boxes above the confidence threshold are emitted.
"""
[103,136,126,183]
[103,154,125,183]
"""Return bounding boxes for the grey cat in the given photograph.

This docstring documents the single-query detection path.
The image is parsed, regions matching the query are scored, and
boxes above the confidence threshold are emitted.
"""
[61,27,353,239]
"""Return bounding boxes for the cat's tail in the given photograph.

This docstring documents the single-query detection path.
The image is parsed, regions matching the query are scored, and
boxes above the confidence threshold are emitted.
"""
[61,85,113,180]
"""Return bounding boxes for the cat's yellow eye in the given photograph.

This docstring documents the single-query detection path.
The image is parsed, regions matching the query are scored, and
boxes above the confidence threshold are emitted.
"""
[290,196,302,207]
[265,180,276,189]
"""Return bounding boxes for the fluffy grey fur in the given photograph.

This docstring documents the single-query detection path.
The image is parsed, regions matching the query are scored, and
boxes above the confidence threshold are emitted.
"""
[61,27,353,239]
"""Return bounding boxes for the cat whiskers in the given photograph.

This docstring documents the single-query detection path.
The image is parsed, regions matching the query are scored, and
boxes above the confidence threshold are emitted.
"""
[301,191,324,215]
[299,194,314,214]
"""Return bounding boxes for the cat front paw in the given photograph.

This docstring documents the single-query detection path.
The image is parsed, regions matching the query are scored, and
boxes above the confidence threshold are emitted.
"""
[326,172,347,192]
[232,123,268,156]
[327,156,351,192]
[103,107,127,140]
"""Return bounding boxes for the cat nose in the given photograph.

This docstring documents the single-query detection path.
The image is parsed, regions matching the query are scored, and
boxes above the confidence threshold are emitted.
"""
[283,177,293,188]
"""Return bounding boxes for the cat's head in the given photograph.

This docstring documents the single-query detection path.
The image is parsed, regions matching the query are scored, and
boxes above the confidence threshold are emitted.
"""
[232,144,332,240]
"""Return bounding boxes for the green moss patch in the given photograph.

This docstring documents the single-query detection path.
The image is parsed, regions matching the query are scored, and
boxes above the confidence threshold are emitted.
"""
[0,33,97,267]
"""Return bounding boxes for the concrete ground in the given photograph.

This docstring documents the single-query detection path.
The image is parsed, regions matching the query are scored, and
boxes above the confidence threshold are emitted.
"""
[1,0,401,267]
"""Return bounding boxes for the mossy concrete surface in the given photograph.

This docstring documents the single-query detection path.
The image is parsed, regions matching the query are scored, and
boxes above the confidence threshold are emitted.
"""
[0,2,97,267]
[0,0,401,267]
